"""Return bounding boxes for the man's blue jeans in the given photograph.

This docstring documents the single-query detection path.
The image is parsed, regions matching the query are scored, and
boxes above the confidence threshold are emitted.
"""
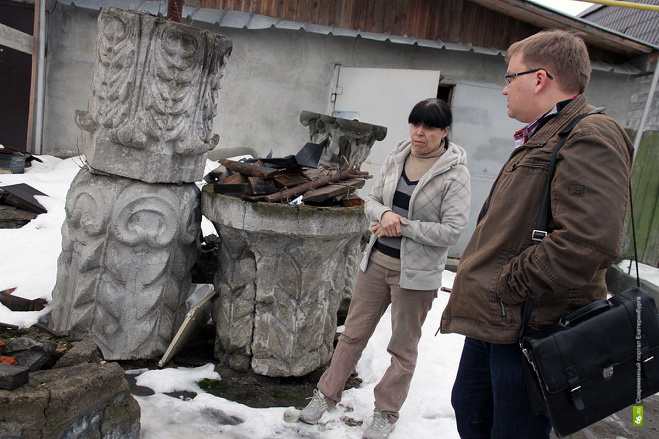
[451,337,552,439]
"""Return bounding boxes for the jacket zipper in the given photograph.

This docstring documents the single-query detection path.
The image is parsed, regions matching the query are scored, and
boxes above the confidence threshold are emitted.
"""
[499,299,508,322]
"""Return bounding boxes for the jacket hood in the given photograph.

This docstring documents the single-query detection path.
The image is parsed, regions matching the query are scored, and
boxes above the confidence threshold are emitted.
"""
[392,139,468,175]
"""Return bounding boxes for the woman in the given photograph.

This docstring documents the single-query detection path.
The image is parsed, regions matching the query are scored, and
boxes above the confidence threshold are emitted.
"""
[298,98,471,439]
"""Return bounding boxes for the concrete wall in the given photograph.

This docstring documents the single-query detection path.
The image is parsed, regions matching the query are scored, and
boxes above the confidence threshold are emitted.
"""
[626,74,659,131]
[43,5,638,254]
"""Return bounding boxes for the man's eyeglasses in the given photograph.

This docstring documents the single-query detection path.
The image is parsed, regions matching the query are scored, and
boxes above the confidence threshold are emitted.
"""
[504,68,554,84]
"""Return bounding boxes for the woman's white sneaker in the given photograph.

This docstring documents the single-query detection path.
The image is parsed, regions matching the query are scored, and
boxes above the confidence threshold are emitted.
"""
[299,389,330,424]
[362,410,395,439]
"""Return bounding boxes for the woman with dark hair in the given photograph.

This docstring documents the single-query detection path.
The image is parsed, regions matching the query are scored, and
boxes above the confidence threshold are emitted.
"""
[298,98,471,438]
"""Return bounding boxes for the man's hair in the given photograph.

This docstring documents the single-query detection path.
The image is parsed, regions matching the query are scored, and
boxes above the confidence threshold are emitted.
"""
[505,29,591,94]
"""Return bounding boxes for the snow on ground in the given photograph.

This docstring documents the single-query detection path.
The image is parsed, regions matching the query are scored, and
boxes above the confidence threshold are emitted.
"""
[0,155,657,438]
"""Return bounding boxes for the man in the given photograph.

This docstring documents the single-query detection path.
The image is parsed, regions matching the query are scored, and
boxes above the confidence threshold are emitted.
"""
[440,29,633,438]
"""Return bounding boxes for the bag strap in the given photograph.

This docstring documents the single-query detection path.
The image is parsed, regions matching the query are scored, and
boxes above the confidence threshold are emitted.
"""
[519,107,606,345]
[628,179,641,288]
[531,107,606,243]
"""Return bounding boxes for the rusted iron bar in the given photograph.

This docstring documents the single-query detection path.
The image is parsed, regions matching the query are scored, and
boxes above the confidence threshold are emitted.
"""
[0,291,47,311]
[167,0,184,22]
[219,158,284,179]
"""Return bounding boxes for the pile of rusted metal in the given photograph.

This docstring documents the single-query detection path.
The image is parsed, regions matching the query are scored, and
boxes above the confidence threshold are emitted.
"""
[205,142,372,206]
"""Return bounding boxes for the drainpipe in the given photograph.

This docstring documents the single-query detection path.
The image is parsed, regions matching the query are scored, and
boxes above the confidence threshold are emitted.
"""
[632,54,659,163]
[33,0,46,155]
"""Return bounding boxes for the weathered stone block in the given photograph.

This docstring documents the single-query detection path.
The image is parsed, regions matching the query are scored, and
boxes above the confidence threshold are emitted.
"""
[2,337,57,371]
[54,336,103,369]
[50,168,201,360]
[0,362,140,439]
[75,7,232,184]
[202,188,368,376]
[0,364,29,390]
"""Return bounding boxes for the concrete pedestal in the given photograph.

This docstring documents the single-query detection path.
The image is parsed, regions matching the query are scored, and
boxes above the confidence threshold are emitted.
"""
[202,187,368,376]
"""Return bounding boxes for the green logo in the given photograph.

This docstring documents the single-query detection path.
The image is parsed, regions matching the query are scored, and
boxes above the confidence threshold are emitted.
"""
[633,406,643,427]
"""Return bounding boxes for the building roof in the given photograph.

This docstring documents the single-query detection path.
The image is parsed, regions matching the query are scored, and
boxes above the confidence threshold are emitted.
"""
[579,0,659,46]
[57,0,657,74]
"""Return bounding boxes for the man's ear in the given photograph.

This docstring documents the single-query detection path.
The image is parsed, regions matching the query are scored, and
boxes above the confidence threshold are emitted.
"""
[534,71,551,94]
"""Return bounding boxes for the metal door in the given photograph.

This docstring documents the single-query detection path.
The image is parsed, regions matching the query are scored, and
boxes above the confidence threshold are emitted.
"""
[331,66,441,194]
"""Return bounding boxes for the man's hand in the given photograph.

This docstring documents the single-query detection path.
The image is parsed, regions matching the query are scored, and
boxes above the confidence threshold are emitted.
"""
[372,211,409,238]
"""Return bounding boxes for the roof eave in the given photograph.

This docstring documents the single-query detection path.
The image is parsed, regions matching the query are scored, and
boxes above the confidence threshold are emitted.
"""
[470,0,658,54]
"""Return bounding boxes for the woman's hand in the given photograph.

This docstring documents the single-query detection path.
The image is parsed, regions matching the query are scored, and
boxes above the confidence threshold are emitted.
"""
[372,211,409,238]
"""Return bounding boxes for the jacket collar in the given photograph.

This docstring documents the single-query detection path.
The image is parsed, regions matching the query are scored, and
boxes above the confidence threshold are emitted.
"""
[522,94,591,148]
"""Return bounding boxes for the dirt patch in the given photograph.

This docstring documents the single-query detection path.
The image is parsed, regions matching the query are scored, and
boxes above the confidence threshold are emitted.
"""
[119,324,361,410]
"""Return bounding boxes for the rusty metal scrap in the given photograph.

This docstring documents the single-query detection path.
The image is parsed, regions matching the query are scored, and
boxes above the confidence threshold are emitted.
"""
[210,159,371,205]
[264,169,369,203]
[0,289,48,312]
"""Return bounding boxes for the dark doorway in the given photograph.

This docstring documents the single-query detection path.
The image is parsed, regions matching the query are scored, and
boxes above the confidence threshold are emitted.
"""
[437,83,454,105]
[0,0,34,152]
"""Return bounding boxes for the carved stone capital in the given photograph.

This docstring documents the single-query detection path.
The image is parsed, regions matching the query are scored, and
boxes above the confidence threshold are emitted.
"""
[300,111,387,167]
[76,7,232,183]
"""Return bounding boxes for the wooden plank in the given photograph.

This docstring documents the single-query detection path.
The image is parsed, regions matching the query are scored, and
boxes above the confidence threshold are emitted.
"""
[248,176,277,195]
[213,183,251,194]
[371,0,386,33]
[296,0,309,23]
[337,0,353,29]
[217,172,249,184]
[622,130,659,267]
[213,172,251,194]
[300,178,365,203]
[301,167,326,181]
[426,0,441,40]
[308,0,320,24]
[317,0,331,25]
[0,23,33,55]
[352,0,367,32]
[393,0,408,37]
[265,169,365,202]
[449,0,464,45]
[636,132,659,265]
[279,0,296,21]
[273,172,311,188]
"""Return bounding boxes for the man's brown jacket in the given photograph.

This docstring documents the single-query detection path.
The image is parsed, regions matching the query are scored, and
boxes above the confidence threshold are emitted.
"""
[441,94,634,343]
